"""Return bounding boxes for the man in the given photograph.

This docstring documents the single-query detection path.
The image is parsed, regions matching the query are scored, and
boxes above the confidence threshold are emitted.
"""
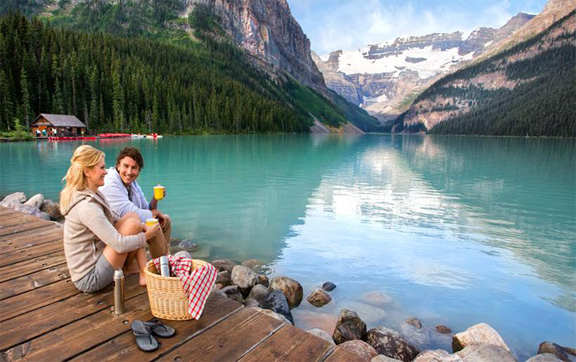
[100,147,171,258]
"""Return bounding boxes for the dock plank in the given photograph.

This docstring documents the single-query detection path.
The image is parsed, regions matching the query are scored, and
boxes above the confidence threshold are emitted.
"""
[0,219,56,238]
[72,292,244,362]
[238,324,334,362]
[0,228,62,254]
[0,262,69,300]
[157,307,285,362]
[0,240,63,267]
[0,224,60,242]
[0,252,66,283]
[0,275,145,351]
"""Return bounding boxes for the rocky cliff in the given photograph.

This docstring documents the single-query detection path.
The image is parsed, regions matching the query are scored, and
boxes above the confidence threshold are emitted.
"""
[183,0,325,92]
[314,14,533,123]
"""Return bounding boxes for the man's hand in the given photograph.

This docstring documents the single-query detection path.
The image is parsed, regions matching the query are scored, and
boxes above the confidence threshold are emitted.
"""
[152,209,170,227]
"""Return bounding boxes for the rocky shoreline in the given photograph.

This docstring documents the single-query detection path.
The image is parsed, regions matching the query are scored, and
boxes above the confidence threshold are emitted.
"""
[2,191,574,362]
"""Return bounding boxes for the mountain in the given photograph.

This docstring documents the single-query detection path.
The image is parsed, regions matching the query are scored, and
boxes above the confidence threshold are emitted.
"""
[393,7,576,136]
[0,0,380,133]
[313,13,534,123]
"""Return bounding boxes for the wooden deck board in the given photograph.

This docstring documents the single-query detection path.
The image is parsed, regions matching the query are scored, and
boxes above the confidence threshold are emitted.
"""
[0,206,342,361]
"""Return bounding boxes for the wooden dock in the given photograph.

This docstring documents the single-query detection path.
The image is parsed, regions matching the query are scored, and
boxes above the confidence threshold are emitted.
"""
[0,205,359,361]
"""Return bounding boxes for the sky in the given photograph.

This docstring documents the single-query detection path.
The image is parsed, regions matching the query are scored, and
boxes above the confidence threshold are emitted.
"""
[287,0,548,55]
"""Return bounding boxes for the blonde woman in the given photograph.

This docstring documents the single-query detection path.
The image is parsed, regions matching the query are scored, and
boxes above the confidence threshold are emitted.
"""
[60,145,159,292]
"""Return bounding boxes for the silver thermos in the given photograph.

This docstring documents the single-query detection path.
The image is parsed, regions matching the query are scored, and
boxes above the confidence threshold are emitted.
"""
[160,255,171,277]
[114,269,125,315]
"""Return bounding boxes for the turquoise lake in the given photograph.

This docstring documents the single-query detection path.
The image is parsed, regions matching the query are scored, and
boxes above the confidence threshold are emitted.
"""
[1,135,574,359]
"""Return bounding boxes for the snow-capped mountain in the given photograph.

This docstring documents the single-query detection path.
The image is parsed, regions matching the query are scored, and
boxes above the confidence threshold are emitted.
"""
[313,13,535,122]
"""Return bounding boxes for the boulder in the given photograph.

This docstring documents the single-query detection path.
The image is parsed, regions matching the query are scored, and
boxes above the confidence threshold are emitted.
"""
[269,276,303,309]
[221,285,244,304]
[362,291,393,306]
[455,343,516,362]
[413,349,462,362]
[216,270,231,287]
[333,309,367,344]
[2,192,26,206]
[372,356,403,362]
[436,325,453,334]
[248,284,269,306]
[173,251,192,259]
[41,199,63,220]
[307,289,332,307]
[24,193,44,208]
[538,342,572,362]
[242,259,263,270]
[244,298,259,308]
[231,265,258,290]
[212,259,237,273]
[254,307,291,325]
[322,281,337,292]
[406,317,422,329]
[177,239,198,250]
[306,329,335,346]
[262,290,294,324]
[257,274,269,287]
[12,204,51,220]
[366,326,420,362]
[452,323,511,353]
[336,340,378,360]
[526,354,564,362]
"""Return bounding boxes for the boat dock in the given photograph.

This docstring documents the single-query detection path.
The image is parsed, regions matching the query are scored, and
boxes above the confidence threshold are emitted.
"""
[0,205,358,361]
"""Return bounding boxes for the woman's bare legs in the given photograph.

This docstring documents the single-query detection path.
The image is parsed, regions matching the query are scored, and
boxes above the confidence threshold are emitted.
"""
[103,212,148,286]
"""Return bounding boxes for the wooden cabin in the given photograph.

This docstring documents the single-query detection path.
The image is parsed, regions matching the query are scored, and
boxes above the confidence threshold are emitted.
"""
[30,114,87,137]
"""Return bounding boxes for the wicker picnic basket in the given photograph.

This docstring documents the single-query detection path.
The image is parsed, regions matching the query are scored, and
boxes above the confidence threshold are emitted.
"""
[146,259,209,320]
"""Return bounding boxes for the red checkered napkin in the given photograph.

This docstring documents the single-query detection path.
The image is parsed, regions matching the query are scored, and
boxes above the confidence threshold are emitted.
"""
[153,255,217,320]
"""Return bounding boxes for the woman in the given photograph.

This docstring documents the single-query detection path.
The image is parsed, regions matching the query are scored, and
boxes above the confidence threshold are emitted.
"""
[60,145,159,292]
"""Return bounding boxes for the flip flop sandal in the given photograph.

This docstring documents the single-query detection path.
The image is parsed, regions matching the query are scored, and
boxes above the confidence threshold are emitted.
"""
[132,320,159,352]
[144,320,176,338]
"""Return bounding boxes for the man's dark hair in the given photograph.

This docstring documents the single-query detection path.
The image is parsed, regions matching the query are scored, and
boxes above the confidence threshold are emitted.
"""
[116,147,144,170]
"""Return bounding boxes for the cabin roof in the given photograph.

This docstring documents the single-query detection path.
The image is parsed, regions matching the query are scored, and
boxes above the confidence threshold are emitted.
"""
[33,114,87,128]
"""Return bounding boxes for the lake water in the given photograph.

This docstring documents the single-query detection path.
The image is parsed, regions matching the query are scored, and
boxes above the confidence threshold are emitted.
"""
[1,135,574,360]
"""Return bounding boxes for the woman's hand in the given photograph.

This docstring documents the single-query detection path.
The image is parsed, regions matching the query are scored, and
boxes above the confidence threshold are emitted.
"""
[143,222,160,240]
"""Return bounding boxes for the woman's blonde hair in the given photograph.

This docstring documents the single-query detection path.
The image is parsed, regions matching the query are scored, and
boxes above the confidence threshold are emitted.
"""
[60,145,105,212]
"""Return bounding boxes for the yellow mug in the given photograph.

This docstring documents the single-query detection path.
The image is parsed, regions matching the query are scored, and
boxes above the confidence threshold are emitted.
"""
[146,218,159,227]
[154,185,165,200]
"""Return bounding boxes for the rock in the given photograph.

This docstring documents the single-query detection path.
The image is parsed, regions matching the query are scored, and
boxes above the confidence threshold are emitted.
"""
[212,259,237,273]
[177,239,198,250]
[215,283,224,289]
[366,326,420,362]
[296,310,339,336]
[269,276,303,309]
[322,281,337,292]
[24,193,44,208]
[248,284,270,306]
[307,289,332,307]
[244,298,259,308]
[406,317,422,329]
[452,323,511,353]
[254,307,292,325]
[413,349,462,362]
[333,309,367,344]
[362,291,393,306]
[12,204,51,220]
[257,274,269,287]
[216,270,231,287]
[306,329,335,346]
[455,343,516,362]
[262,290,294,325]
[221,285,244,304]
[336,340,379,360]
[436,325,452,334]
[527,354,564,362]
[242,259,263,270]
[2,192,26,206]
[231,265,258,292]
[40,199,62,220]
[173,250,192,260]
[538,342,572,362]
[372,356,403,362]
